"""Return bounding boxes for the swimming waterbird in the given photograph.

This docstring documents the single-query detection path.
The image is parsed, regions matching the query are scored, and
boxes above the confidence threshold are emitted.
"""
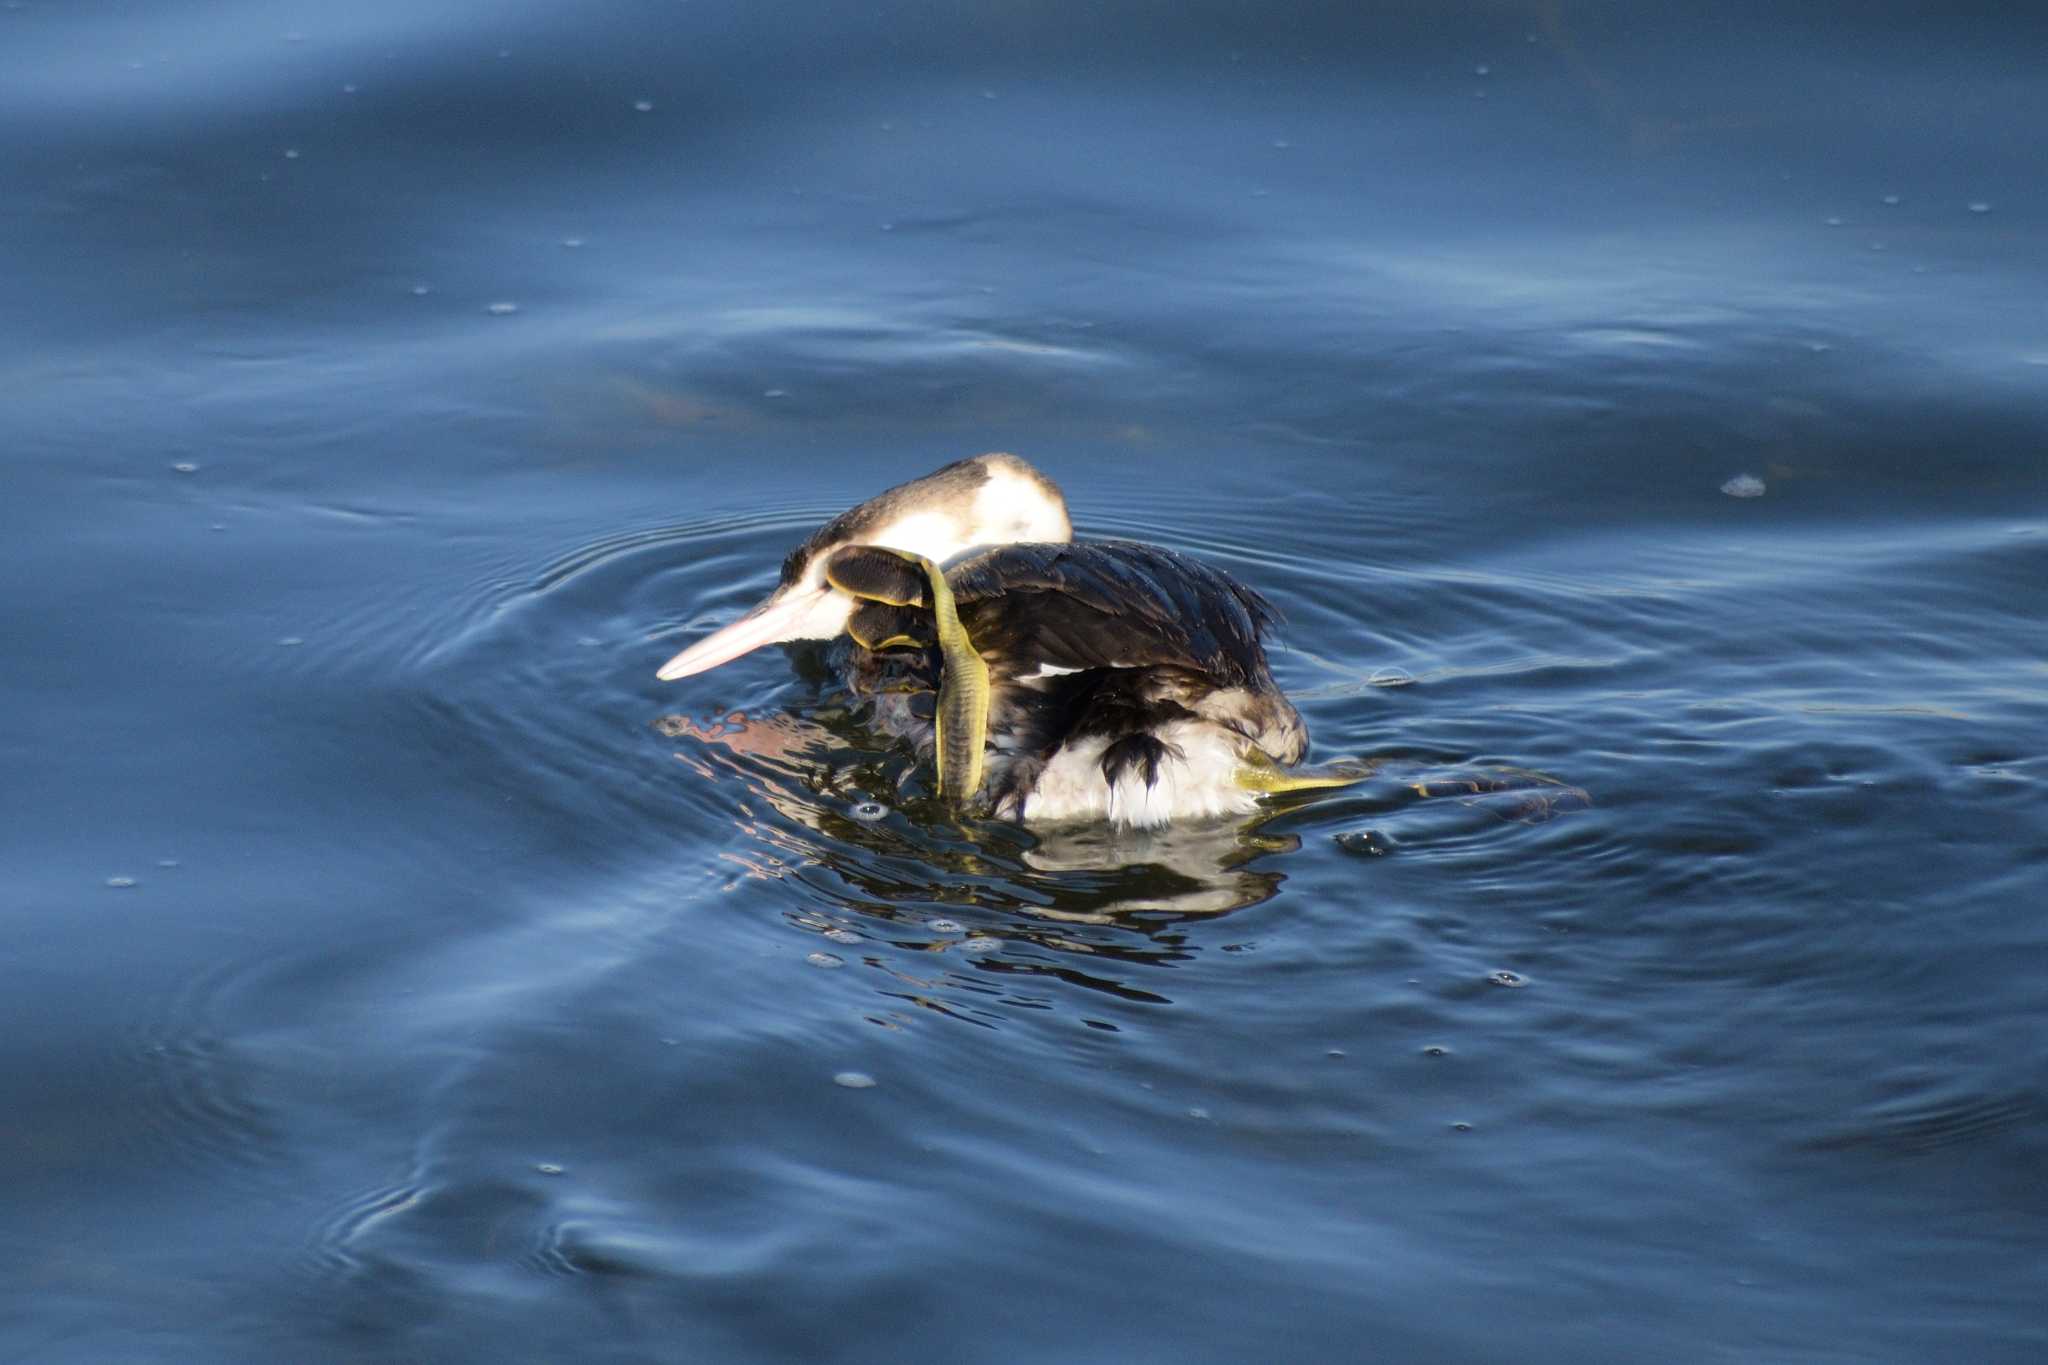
[656,454,1351,825]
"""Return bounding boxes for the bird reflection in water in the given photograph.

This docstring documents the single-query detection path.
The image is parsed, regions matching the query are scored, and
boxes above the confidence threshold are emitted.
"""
[652,689,1586,1026]
[655,701,1296,920]
[654,701,1585,916]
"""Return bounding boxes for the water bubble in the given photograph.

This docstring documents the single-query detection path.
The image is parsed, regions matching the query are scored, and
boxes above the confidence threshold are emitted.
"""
[633,99,654,112]
[1967,200,1993,214]
[485,301,519,315]
[1823,216,1844,227]
[1422,1045,1449,1057]
[171,462,198,474]
[1326,1049,1347,1059]
[156,858,180,869]
[927,919,963,935]
[1487,970,1527,988]
[1880,193,1901,206]
[277,636,305,647]
[1450,1121,1474,1132]
[560,236,585,248]
[805,952,844,969]
[283,148,300,160]
[1720,473,1766,499]
[824,928,861,945]
[960,936,1000,954]
[762,388,788,399]
[106,876,137,889]
[535,1163,564,1176]
[1367,666,1415,687]
[1336,830,1392,857]
[1187,1107,1211,1121]
[410,284,431,296]
[833,1071,877,1089]
[1270,138,1291,149]
[849,800,889,822]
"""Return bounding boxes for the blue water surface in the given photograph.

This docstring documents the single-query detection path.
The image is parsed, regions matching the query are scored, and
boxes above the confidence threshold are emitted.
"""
[3,2,2045,1361]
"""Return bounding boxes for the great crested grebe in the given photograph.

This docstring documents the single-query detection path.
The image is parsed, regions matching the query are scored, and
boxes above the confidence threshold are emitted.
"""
[655,453,1343,826]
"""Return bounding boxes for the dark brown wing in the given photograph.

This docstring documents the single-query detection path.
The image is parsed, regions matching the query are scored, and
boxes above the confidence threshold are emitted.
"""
[943,540,1282,687]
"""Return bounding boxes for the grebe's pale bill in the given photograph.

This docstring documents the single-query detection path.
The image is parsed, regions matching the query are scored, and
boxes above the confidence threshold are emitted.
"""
[654,585,848,680]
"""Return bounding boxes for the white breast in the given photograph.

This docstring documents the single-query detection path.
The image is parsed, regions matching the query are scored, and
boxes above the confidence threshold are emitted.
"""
[1021,723,1260,828]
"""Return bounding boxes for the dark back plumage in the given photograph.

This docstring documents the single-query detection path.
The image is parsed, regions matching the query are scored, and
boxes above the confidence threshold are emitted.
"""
[834,540,1282,684]
[946,540,1282,688]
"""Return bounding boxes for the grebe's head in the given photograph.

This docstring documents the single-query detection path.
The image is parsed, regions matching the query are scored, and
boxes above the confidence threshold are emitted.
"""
[655,453,1070,680]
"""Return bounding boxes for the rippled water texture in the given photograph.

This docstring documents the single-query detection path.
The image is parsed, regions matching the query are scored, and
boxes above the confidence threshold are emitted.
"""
[5,2,2046,1361]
